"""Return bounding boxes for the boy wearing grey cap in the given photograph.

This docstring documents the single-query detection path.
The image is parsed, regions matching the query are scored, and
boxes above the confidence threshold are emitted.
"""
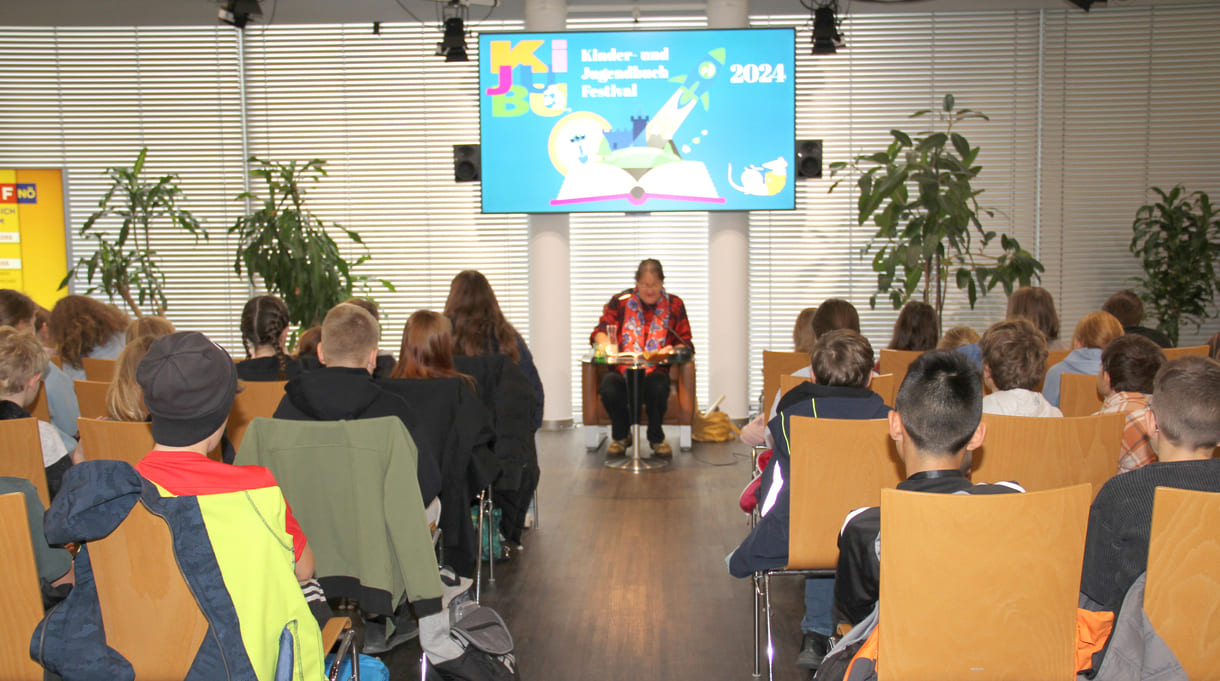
[133,331,316,583]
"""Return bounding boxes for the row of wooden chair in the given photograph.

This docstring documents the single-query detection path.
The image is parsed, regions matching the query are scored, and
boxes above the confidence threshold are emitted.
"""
[876,484,1216,679]
[753,411,1126,679]
[763,345,1210,419]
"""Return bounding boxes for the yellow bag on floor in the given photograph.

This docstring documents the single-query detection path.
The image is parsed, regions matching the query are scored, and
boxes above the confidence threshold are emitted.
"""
[692,396,740,442]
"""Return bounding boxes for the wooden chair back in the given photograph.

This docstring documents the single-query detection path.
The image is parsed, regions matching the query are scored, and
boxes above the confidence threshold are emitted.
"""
[0,493,49,681]
[1059,371,1103,417]
[89,499,210,680]
[870,373,895,407]
[777,373,810,397]
[226,380,288,451]
[1046,348,1072,368]
[879,484,1090,680]
[878,349,924,400]
[0,419,51,508]
[1163,344,1209,360]
[81,357,117,382]
[762,350,809,417]
[77,418,155,466]
[973,413,1124,496]
[28,382,50,422]
[786,416,903,569]
[73,379,111,420]
[1145,487,1220,678]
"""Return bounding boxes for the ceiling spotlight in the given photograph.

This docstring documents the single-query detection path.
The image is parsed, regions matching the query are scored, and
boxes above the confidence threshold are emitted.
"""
[218,0,262,29]
[436,2,469,62]
[812,3,844,55]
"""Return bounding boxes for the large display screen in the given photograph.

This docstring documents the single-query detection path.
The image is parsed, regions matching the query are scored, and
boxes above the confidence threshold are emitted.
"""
[478,28,796,214]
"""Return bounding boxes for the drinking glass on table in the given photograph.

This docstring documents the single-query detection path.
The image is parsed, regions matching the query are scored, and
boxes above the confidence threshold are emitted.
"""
[605,324,619,358]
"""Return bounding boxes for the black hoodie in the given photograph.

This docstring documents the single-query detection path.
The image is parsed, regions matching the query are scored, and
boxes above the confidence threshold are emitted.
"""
[273,367,442,503]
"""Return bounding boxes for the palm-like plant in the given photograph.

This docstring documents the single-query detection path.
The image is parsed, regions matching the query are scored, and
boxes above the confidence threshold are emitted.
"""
[1130,186,1220,346]
[61,148,206,317]
[829,94,1043,320]
[230,157,392,328]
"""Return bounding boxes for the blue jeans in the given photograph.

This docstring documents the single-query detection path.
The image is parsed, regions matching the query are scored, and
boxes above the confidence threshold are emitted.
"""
[802,576,834,636]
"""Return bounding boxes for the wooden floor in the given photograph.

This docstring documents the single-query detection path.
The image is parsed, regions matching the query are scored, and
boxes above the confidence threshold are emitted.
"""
[378,426,809,681]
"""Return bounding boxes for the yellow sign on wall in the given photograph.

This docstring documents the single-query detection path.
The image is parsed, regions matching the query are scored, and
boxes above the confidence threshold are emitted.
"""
[0,169,68,310]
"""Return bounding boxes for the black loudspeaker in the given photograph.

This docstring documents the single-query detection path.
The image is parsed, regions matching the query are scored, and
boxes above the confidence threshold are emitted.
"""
[795,139,822,179]
[453,144,481,182]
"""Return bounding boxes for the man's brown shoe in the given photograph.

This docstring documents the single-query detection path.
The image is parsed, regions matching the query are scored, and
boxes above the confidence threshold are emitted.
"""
[607,437,631,457]
[651,439,672,457]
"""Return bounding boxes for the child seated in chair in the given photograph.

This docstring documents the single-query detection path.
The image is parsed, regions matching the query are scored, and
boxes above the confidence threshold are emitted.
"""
[835,350,1023,628]
[1080,355,1220,611]
[36,331,329,681]
[727,330,890,673]
[979,319,1062,417]
[1095,334,1166,473]
[0,326,82,499]
[133,331,316,584]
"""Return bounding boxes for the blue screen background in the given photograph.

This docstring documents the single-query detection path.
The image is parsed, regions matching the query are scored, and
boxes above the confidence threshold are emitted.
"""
[479,28,796,214]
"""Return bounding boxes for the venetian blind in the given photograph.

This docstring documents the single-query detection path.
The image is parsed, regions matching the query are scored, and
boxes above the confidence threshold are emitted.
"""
[745,6,1220,409]
[0,26,249,350]
[240,20,532,350]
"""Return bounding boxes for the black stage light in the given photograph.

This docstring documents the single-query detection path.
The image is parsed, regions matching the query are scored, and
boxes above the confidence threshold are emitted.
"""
[441,18,468,62]
[812,5,843,55]
[218,0,261,29]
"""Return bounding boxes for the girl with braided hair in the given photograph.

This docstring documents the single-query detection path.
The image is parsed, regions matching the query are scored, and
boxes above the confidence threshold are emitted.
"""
[236,296,302,381]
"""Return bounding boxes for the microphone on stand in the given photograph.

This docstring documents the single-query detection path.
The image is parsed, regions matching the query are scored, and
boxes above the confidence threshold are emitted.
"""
[664,322,694,361]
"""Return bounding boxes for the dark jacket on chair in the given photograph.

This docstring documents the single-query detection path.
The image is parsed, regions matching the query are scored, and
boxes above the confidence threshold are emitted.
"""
[379,376,495,577]
[453,355,538,491]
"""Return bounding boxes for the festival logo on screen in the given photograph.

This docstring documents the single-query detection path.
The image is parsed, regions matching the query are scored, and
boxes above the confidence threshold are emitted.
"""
[481,30,795,213]
[485,39,570,118]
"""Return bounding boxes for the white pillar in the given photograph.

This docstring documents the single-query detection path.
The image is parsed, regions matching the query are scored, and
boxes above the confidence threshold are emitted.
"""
[529,214,571,427]
[706,0,750,419]
[708,213,750,418]
[525,0,571,427]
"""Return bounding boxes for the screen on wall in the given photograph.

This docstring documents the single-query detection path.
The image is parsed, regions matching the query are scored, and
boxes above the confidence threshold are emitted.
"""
[478,28,796,214]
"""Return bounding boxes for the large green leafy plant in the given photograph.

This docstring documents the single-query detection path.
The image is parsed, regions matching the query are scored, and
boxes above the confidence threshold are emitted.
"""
[230,157,392,328]
[1130,185,1220,346]
[829,95,1043,319]
[61,147,206,317]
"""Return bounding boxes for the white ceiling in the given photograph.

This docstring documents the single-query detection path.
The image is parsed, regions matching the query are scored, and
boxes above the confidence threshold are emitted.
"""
[0,0,1214,27]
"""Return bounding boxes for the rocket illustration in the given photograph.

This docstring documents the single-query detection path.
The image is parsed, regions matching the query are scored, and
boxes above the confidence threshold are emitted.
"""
[638,47,726,150]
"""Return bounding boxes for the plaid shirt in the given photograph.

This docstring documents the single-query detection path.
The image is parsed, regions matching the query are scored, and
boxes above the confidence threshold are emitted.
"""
[1096,391,1156,473]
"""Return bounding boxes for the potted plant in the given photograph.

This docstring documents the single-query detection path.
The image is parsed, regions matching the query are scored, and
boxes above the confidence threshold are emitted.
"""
[828,94,1043,321]
[60,147,206,317]
[230,157,393,328]
[1130,185,1220,346]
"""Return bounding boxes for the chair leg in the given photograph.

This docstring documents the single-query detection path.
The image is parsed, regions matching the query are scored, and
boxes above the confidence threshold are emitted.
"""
[485,487,496,586]
[679,425,692,451]
[528,490,539,530]
[474,490,486,603]
[752,572,762,678]
[764,573,775,681]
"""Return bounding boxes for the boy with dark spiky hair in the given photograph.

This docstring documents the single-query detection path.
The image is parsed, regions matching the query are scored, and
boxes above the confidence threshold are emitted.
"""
[834,350,1023,627]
